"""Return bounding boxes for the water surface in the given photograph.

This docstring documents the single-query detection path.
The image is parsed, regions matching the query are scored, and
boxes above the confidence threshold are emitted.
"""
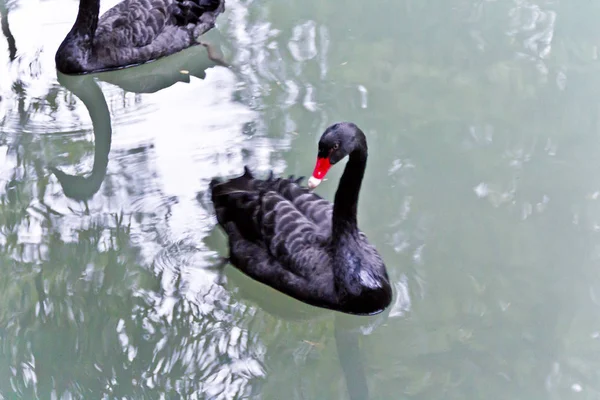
[1,0,600,398]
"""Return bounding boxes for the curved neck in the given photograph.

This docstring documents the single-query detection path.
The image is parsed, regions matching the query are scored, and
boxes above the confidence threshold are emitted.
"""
[72,76,111,173]
[53,75,112,200]
[332,147,367,239]
[0,2,17,61]
[85,78,111,183]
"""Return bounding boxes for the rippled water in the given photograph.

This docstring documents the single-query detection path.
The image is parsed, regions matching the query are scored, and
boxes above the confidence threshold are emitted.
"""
[2,0,600,398]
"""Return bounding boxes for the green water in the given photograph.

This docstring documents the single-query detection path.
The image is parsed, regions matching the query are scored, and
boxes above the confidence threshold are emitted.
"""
[2,0,600,398]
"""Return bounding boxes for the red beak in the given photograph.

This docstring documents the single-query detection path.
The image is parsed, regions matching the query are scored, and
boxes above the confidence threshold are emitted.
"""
[308,157,331,189]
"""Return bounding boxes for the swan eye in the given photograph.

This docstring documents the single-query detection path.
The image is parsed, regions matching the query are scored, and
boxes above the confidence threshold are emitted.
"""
[333,143,339,150]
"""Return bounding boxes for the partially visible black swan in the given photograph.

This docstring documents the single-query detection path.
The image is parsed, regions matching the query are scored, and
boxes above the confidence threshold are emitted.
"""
[210,122,392,315]
[55,0,224,74]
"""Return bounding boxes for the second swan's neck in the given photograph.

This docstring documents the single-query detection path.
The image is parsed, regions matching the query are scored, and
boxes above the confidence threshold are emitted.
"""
[70,0,100,37]
[332,147,367,238]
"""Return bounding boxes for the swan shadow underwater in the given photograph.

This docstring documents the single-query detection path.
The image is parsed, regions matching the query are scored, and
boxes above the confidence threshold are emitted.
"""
[55,0,225,74]
[50,45,225,202]
[212,257,391,400]
[204,233,390,400]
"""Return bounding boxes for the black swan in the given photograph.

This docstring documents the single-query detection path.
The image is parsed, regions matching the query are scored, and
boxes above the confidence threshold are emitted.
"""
[55,0,224,74]
[210,122,392,315]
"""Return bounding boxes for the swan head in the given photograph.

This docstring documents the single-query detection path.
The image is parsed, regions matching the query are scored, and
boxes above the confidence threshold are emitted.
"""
[308,122,366,189]
[49,166,105,201]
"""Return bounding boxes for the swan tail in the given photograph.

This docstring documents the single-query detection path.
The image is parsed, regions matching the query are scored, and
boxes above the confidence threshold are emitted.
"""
[215,190,262,241]
[210,167,266,239]
[210,167,255,198]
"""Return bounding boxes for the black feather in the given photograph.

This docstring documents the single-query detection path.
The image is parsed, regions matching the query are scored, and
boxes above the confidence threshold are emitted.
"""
[56,0,225,74]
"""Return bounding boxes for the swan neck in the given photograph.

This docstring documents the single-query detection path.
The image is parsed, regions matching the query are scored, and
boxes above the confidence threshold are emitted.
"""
[71,0,100,37]
[57,76,112,198]
[332,147,367,238]
[78,78,112,174]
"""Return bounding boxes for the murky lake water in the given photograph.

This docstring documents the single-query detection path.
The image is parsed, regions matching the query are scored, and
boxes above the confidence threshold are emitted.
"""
[2,0,600,398]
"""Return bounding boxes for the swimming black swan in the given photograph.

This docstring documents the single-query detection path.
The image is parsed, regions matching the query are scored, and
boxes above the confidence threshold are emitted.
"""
[55,0,224,74]
[210,122,392,315]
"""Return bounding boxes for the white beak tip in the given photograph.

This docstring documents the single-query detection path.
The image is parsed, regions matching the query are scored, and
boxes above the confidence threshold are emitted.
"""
[307,176,322,189]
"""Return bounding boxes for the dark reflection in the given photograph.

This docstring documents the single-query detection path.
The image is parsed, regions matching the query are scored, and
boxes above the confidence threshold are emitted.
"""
[0,0,17,61]
[12,0,600,396]
[0,40,265,396]
[334,315,372,400]
[49,74,111,202]
[51,45,225,201]
[210,238,392,400]
[3,0,393,398]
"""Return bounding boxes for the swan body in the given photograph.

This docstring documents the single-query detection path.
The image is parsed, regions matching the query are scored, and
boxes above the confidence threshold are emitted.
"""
[210,123,392,315]
[56,0,224,74]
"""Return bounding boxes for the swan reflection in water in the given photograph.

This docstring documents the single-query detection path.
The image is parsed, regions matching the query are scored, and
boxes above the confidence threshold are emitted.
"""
[206,123,395,399]
[50,44,226,203]
[48,33,390,400]
[209,253,392,400]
